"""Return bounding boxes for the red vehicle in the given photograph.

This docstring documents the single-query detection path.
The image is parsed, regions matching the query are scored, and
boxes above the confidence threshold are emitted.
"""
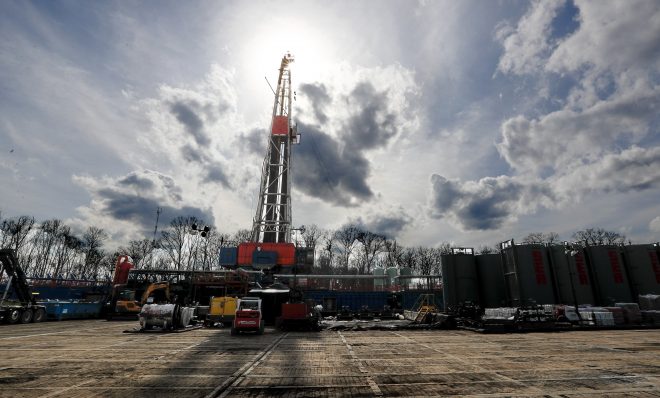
[231,297,264,335]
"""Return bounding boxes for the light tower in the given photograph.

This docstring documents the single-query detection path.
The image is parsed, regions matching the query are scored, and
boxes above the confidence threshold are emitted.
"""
[251,53,299,243]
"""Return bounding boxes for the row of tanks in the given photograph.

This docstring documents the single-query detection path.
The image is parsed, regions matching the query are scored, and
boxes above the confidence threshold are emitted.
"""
[442,241,660,310]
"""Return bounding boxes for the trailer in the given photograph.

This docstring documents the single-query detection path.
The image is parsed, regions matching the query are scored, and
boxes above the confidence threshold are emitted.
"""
[0,249,46,324]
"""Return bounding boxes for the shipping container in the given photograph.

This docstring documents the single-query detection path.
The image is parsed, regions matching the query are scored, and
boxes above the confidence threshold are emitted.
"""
[39,301,103,321]
[219,247,238,266]
[500,241,556,306]
[475,254,507,308]
[441,250,479,311]
[621,244,660,296]
[547,245,596,305]
[237,242,296,266]
[584,245,633,305]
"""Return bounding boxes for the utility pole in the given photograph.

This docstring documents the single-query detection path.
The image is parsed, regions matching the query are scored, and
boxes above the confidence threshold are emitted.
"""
[150,207,162,269]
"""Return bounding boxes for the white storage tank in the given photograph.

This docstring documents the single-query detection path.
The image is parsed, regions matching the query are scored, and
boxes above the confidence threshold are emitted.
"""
[386,267,398,287]
[373,267,385,290]
[399,267,412,289]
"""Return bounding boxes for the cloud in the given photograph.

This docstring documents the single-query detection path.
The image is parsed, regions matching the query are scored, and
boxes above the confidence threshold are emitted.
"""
[496,0,565,75]
[344,82,399,151]
[203,163,231,187]
[299,83,330,124]
[351,207,413,239]
[429,145,660,231]
[294,124,373,206]
[547,0,660,75]
[553,145,660,197]
[650,216,660,233]
[498,86,660,174]
[292,71,419,206]
[429,175,554,230]
[72,170,214,242]
[170,101,209,147]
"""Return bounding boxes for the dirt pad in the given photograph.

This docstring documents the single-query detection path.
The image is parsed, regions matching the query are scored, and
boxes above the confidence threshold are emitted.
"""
[0,320,659,397]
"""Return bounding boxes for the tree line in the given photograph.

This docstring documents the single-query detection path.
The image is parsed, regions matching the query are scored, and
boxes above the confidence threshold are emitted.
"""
[0,211,629,281]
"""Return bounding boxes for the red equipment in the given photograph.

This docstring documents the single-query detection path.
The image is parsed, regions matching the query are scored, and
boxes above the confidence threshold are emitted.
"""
[231,297,264,335]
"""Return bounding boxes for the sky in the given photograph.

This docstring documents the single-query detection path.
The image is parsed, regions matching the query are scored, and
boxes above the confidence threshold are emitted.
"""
[0,0,659,249]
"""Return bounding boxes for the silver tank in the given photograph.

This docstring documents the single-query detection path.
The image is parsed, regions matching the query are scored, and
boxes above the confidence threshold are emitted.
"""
[139,304,194,330]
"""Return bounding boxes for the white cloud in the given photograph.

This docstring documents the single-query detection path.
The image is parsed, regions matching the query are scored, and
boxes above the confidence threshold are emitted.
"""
[547,0,660,75]
[498,85,659,174]
[496,0,565,75]
[650,216,660,233]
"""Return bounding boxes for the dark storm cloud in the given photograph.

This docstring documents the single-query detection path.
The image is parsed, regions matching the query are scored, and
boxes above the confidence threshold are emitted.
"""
[294,124,373,206]
[429,175,553,230]
[118,172,156,191]
[354,212,412,239]
[97,188,214,231]
[345,82,398,151]
[291,81,405,207]
[170,101,209,146]
[203,163,231,188]
[300,83,331,124]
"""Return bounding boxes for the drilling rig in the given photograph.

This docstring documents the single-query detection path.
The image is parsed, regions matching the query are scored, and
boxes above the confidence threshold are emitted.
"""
[220,53,314,278]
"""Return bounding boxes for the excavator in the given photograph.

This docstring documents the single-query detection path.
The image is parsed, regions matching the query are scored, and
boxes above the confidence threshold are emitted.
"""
[106,281,171,320]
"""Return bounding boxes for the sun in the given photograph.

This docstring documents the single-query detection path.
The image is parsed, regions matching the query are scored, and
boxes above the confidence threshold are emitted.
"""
[238,18,335,90]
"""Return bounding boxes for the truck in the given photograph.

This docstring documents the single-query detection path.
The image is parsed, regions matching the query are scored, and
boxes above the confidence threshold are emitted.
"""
[231,297,264,335]
[0,249,46,324]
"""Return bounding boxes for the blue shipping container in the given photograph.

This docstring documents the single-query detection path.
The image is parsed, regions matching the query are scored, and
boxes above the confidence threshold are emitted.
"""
[219,247,238,266]
[39,301,103,321]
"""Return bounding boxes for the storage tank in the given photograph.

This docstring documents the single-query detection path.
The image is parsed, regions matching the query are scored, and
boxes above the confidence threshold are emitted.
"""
[399,267,412,289]
[621,244,660,296]
[373,267,385,290]
[547,245,596,305]
[386,267,398,287]
[441,248,479,311]
[500,241,556,306]
[584,245,633,305]
[475,254,506,308]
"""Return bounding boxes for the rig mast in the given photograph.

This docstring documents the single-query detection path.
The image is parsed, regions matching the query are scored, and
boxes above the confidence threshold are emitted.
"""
[251,53,299,244]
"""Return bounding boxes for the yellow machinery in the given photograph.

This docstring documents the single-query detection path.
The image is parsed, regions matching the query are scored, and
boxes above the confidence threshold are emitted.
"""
[108,282,170,319]
[206,296,237,326]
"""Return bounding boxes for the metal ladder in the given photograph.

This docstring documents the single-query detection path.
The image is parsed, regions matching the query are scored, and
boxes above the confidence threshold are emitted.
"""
[412,294,437,323]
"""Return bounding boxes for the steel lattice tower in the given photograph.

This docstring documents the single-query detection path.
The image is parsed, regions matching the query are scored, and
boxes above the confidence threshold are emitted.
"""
[251,54,299,243]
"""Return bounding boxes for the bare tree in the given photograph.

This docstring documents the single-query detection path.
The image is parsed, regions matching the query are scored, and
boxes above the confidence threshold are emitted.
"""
[398,246,418,270]
[522,232,560,245]
[384,239,403,268]
[320,231,335,272]
[477,245,498,254]
[118,239,154,269]
[0,216,35,265]
[232,229,252,244]
[81,227,107,279]
[301,224,323,251]
[160,217,192,270]
[522,232,545,244]
[334,225,360,273]
[415,246,436,275]
[355,230,386,275]
[573,228,625,246]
